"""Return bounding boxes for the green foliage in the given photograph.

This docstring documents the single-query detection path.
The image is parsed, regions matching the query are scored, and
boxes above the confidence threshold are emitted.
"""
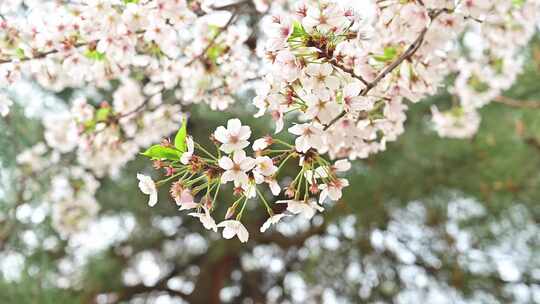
[141,121,188,160]
[288,21,309,41]
[373,46,398,62]
[141,144,181,160]
[174,118,188,152]
[84,49,106,61]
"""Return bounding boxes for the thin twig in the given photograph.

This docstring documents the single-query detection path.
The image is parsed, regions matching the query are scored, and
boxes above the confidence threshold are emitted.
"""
[323,9,447,130]
[185,11,239,66]
[0,1,249,66]
[330,59,369,86]
[493,96,540,109]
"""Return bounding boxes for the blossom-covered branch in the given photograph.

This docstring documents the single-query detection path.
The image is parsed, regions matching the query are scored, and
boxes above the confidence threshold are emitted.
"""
[3,0,540,241]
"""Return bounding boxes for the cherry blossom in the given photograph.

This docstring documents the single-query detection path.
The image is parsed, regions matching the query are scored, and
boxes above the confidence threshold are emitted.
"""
[0,93,13,117]
[137,174,158,207]
[430,106,481,139]
[189,207,218,232]
[277,200,325,220]
[181,136,195,165]
[253,156,278,183]
[288,123,324,153]
[217,220,249,243]
[52,194,100,238]
[319,178,349,203]
[214,119,252,154]
[219,151,256,187]
[260,214,289,233]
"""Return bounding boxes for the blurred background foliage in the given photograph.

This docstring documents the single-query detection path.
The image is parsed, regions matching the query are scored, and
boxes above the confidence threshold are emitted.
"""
[0,36,540,304]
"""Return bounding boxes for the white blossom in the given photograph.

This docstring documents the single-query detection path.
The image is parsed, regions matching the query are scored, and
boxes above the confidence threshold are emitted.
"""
[217,220,249,243]
[137,174,158,207]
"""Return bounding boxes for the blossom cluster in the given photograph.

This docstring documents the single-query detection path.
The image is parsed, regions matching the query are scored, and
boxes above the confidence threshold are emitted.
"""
[137,118,350,242]
[431,0,540,138]
[254,0,472,158]
[0,0,258,112]
[16,143,100,237]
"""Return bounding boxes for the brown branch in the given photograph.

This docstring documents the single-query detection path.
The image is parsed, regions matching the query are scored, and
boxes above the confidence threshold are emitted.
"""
[0,41,90,65]
[524,137,540,153]
[185,10,239,67]
[493,96,540,109]
[0,1,249,66]
[209,0,251,11]
[330,59,369,86]
[323,9,447,131]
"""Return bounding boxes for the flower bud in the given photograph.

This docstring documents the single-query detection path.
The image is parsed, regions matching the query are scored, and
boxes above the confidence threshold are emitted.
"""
[153,160,164,169]
[233,186,244,196]
[225,206,236,219]
[165,166,175,176]
[285,186,296,198]
[309,183,319,194]
[202,195,213,210]
[169,181,184,202]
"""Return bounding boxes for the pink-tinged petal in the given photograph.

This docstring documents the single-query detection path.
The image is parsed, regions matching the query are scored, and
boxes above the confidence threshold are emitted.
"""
[269,180,281,196]
[221,171,236,184]
[220,143,237,154]
[232,150,247,163]
[214,126,229,143]
[222,227,236,239]
[227,118,242,133]
[237,224,249,243]
[237,126,252,140]
[320,63,333,76]
[240,157,256,171]
[179,202,198,211]
[288,124,304,136]
[219,156,234,170]
[304,63,320,76]
[234,173,249,186]
[319,187,329,204]
[148,192,158,207]
[325,75,341,90]
[344,83,361,97]
[295,136,309,153]
[275,117,284,134]
[253,138,269,151]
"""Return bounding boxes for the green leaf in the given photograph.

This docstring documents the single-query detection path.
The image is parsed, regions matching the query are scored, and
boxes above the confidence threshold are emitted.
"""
[288,21,308,41]
[95,108,111,122]
[174,119,188,152]
[206,44,227,63]
[84,49,106,61]
[141,145,181,160]
[512,0,525,7]
[83,120,96,132]
[15,48,25,59]
[467,74,490,93]
[373,47,398,62]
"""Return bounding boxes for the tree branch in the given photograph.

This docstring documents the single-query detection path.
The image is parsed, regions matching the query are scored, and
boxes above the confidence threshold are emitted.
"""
[323,9,447,130]
[0,1,250,66]
[493,96,540,109]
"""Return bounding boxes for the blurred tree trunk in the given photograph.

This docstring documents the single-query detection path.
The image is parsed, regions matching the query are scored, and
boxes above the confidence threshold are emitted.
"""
[188,254,239,304]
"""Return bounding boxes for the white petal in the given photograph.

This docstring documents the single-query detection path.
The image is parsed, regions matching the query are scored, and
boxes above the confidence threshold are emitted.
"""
[148,192,158,207]
[214,126,229,143]
[219,156,234,170]
[227,119,242,133]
